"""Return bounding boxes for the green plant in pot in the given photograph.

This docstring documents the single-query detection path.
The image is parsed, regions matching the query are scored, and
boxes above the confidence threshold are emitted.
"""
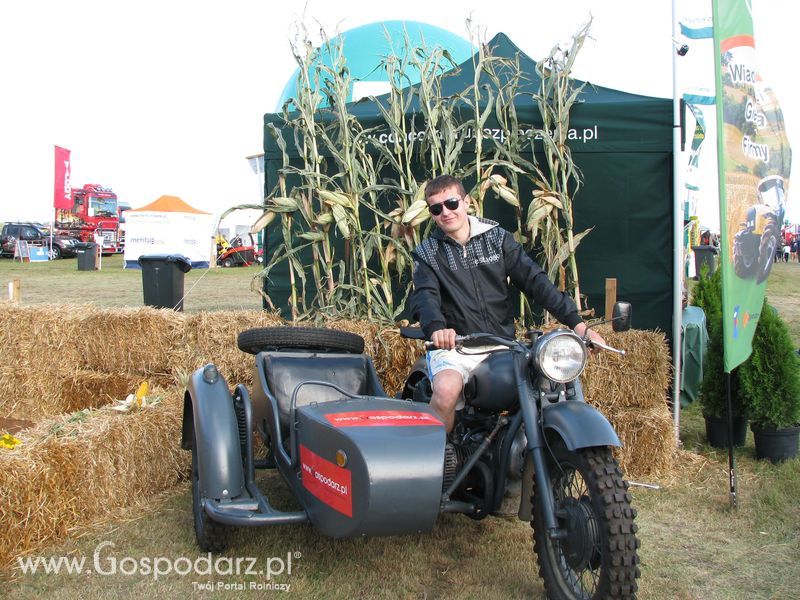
[693,268,747,447]
[738,299,800,463]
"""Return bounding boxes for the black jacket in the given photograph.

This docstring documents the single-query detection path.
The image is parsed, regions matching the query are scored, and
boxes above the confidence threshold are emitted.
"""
[410,217,582,339]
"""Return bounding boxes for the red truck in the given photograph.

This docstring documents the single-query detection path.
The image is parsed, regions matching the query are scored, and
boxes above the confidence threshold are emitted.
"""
[55,183,123,255]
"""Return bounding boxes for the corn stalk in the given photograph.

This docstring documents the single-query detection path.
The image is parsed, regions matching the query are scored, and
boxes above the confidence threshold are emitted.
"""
[527,20,593,313]
[249,19,592,326]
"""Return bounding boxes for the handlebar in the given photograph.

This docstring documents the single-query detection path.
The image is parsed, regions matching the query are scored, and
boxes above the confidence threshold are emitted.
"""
[422,333,522,352]
[584,338,626,356]
[416,330,625,355]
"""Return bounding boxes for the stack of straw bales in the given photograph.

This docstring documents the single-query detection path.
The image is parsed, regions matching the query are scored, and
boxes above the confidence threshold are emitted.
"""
[581,325,676,478]
[0,304,672,568]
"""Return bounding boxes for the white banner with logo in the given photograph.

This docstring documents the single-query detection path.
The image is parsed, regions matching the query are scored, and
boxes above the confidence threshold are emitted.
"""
[123,211,214,268]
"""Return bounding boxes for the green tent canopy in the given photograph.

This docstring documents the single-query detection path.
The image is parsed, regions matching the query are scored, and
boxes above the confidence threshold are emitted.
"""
[263,32,673,333]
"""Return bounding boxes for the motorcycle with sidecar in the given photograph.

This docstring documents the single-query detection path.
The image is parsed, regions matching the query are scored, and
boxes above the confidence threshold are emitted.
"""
[182,301,640,599]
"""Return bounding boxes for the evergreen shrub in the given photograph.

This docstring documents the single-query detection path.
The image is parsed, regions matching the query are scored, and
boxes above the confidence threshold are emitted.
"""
[738,299,800,429]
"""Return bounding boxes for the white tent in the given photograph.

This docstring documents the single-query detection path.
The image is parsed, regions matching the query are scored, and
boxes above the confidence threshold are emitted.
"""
[123,195,214,269]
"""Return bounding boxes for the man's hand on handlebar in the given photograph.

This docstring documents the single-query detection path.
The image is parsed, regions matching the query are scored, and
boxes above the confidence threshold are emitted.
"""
[573,322,606,355]
[430,328,458,351]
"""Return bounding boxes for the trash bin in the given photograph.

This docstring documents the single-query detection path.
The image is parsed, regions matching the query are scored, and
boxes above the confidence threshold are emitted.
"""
[138,254,192,311]
[692,245,718,279]
[77,244,99,271]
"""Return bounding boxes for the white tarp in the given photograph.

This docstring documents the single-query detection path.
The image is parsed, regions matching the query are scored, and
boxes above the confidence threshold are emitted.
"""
[123,210,214,268]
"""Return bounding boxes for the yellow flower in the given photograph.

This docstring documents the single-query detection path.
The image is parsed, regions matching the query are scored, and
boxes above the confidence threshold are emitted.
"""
[0,434,22,449]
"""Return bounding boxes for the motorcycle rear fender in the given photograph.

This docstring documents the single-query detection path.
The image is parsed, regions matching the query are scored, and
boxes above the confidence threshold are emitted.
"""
[181,365,245,501]
[542,400,621,450]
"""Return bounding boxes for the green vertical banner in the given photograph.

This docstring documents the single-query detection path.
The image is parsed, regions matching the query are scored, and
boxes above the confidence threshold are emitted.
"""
[712,0,792,372]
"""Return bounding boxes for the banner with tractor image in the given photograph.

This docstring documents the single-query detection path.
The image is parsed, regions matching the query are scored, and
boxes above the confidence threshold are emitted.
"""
[712,0,792,372]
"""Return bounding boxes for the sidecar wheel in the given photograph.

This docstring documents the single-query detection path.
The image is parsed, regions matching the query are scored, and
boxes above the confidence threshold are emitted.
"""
[237,326,365,355]
[192,437,231,552]
[532,441,640,599]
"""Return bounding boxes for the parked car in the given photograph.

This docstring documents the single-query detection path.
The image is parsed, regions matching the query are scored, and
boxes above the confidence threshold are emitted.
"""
[0,222,89,259]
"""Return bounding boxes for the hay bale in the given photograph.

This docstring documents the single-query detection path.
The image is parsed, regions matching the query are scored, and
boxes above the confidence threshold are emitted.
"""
[0,304,186,378]
[0,388,187,569]
[182,310,285,385]
[0,367,64,419]
[0,304,84,373]
[597,406,678,480]
[76,306,186,376]
[582,325,671,411]
[369,329,422,396]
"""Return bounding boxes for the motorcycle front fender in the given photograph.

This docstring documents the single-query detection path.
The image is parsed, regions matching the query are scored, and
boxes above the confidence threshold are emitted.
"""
[542,401,621,450]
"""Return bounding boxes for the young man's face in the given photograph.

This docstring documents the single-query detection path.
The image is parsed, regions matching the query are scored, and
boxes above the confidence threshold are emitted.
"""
[427,185,469,241]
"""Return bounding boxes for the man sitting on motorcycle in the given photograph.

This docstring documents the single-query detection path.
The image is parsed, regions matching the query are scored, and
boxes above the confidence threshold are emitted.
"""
[410,174,605,432]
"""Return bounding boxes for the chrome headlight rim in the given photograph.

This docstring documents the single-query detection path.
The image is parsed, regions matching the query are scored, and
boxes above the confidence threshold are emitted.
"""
[532,329,588,383]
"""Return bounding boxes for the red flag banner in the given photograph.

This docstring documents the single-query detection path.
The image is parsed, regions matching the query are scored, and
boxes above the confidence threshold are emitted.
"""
[53,145,72,209]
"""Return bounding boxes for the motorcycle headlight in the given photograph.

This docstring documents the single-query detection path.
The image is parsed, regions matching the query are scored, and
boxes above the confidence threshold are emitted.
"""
[532,330,588,383]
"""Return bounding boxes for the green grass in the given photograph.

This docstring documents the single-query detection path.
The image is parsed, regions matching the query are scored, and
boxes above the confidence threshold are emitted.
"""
[1,257,799,598]
[0,254,265,312]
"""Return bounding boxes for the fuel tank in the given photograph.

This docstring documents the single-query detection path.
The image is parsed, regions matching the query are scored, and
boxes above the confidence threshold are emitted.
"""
[294,397,445,538]
[463,351,519,412]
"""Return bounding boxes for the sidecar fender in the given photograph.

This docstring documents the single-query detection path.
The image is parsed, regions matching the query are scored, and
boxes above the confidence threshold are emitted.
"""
[181,365,245,501]
[542,401,621,450]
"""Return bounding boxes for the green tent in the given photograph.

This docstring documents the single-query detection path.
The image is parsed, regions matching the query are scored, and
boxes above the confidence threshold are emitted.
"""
[263,33,673,333]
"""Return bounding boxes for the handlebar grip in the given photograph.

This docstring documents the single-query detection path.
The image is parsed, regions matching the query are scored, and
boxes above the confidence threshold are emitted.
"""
[424,334,467,351]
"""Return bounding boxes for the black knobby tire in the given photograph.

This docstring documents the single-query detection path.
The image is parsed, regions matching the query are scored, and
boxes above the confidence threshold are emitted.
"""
[532,442,640,599]
[756,220,778,284]
[732,231,757,279]
[237,326,365,355]
[191,437,231,552]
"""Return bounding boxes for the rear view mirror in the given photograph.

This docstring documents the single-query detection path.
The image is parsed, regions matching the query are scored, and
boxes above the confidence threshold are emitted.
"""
[612,302,632,332]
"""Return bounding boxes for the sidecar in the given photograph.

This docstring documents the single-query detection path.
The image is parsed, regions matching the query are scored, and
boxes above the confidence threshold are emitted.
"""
[181,327,446,549]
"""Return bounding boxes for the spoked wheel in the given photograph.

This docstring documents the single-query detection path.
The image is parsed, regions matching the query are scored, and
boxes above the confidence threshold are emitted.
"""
[191,436,231,551]
[532,441,640,599]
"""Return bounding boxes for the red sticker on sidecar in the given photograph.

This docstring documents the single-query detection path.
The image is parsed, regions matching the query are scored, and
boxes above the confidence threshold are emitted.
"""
[324,410,443,427]
[299,444,352,518]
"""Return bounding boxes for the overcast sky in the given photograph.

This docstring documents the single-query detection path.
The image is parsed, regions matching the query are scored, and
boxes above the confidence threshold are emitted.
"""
[0,0,796,228]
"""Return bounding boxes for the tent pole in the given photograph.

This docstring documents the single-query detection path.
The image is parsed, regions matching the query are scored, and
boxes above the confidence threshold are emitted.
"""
[671,0,684,445]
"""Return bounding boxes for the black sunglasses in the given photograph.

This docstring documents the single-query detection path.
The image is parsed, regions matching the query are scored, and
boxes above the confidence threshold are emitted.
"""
[428,197,461,216]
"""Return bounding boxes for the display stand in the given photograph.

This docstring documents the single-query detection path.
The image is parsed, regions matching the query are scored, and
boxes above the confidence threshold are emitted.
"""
[13,240,30,263]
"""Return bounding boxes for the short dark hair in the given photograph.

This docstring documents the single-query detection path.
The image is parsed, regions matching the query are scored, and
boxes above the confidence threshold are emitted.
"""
[424,174,465,202]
